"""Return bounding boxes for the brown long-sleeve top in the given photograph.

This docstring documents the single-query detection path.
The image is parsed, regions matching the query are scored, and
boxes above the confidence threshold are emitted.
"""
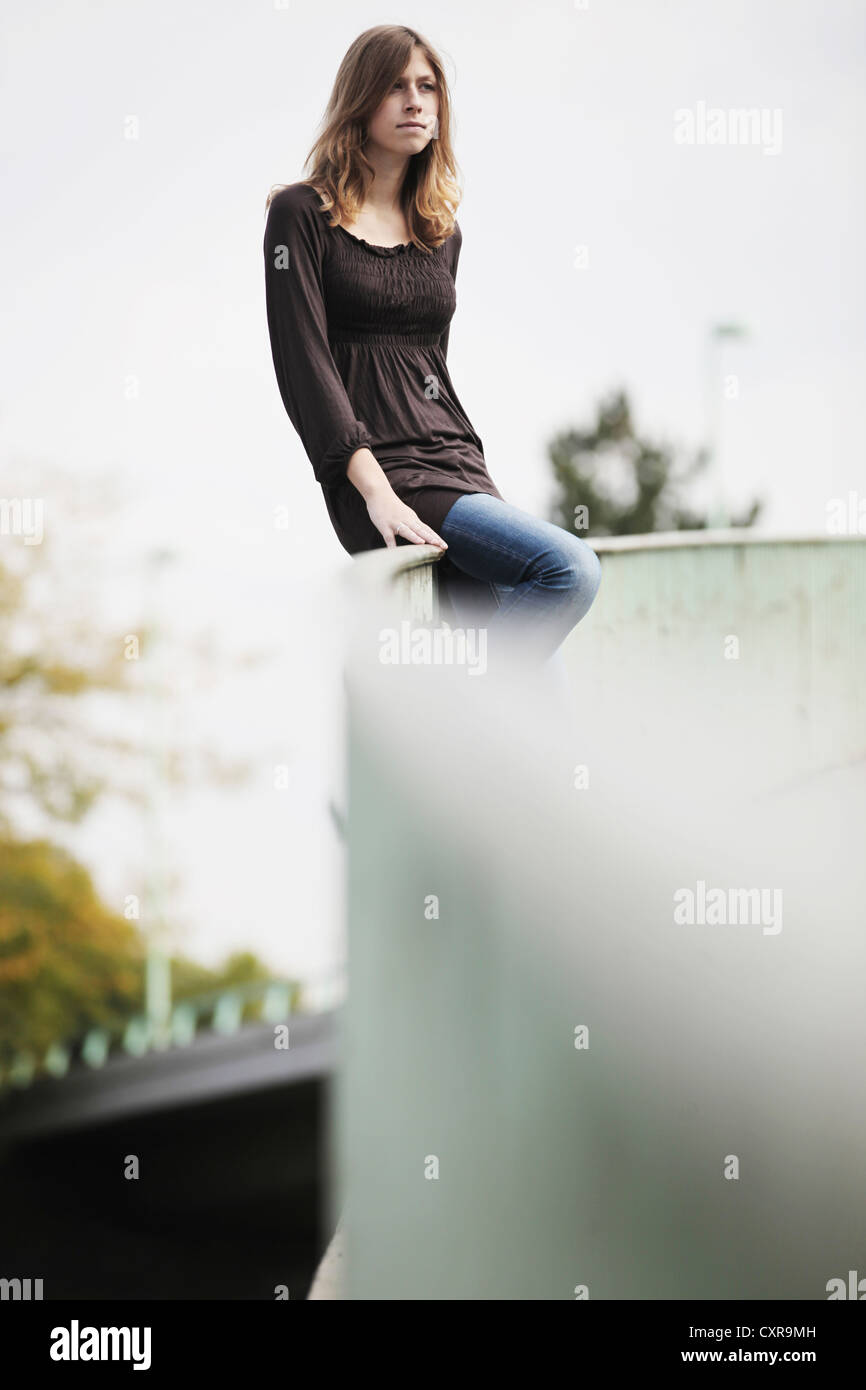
[263,180,504,555]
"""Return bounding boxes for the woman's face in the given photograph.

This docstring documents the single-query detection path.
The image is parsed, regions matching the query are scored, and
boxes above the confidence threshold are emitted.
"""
[366,49,439,156]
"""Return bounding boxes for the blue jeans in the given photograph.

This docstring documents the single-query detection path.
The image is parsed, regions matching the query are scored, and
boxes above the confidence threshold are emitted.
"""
[436,493,602,666]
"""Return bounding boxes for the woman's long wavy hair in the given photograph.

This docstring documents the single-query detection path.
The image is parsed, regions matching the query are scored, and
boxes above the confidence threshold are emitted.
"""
[265,25,462,253]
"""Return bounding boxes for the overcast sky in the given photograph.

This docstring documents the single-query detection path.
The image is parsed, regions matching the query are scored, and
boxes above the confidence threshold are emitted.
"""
[2,0,863,985]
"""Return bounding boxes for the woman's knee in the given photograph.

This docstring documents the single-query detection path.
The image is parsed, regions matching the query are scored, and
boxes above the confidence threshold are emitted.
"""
[580,539,602,600]
[555,534,602,607]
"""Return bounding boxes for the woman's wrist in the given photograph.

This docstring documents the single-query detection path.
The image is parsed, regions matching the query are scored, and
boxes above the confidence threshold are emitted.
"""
[346,446,393,501]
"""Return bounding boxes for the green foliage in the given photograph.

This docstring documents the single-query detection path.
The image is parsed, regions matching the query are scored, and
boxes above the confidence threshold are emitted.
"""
[170,950,275,1000]
[0,514,277,1074]
[548,388,763,537]
[0,836,144,1065]
[0,844,284,1067]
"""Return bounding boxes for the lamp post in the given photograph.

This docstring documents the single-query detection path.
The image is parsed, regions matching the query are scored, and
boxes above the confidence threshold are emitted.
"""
[704,322,749,529]
[142,547,177,1049]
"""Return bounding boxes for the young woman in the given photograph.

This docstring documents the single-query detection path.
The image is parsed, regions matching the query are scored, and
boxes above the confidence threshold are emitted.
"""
[264,24,601,666]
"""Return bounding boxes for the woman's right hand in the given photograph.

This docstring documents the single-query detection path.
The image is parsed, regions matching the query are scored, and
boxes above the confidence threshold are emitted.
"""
[365,484,448,551]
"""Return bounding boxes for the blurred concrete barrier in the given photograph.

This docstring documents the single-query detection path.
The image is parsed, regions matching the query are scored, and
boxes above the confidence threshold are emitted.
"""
[334,532,865,1299]
[574,530,866,796]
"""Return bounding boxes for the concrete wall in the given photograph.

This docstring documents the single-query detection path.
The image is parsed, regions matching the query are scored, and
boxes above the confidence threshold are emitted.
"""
[336,535,866,1299]
[572,533,866,794]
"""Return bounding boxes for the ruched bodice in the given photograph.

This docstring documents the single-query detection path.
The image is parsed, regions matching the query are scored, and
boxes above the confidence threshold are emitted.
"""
[328,222,455,341]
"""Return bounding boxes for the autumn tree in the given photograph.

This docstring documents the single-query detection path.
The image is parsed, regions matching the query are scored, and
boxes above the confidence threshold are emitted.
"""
[0,469,271,1075]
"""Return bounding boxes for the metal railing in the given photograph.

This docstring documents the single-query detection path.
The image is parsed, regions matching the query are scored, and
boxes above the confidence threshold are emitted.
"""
[0,970,346,1094]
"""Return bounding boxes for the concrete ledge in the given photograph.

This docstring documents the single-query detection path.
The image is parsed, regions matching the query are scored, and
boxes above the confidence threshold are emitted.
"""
[349,543,445,625]
[590,527,861,552]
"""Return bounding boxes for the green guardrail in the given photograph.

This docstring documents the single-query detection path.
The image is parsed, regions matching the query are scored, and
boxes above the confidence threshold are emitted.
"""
[0,977,313,1094]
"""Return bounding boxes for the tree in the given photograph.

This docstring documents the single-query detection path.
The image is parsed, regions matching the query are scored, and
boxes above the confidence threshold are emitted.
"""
[547,387,763,537]
[0,834,279,1064]
[0,838,144,1066]
[0,465,275,1075]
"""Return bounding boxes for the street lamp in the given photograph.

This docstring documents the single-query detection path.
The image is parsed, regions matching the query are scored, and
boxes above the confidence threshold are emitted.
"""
[704,322,749,529]
[142,547,178,1048]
